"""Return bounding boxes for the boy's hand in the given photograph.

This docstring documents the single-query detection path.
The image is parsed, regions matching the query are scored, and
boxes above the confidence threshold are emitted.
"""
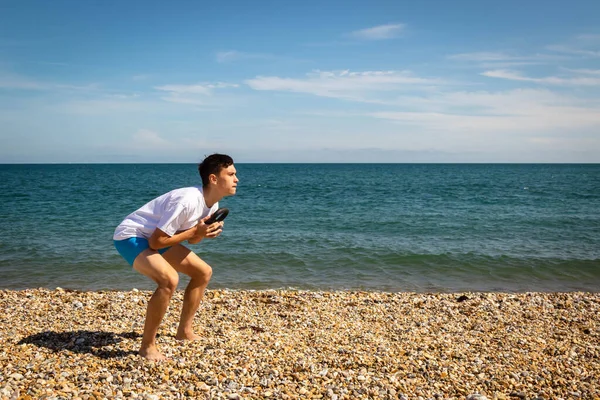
[205,221,224,239]
[188,215,224,243]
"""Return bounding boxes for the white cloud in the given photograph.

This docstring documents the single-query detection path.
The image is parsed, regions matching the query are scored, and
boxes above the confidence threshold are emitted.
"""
[0,71,97,91]
[482,69,600,86]
[0,74,45,90]
[576,34,600,41]
[155,81,239,108]
[155,82,239,95]
[157,94,223,111]
[216,51,241,63]
[563,68,600,76]
[245,70,444,100]
[132,74,151,81]
[448,52,518,62]
[102,130,215,157]
[215,50,272,63]
[543,33,600,59]
[546,45,600,58]
[154,84,211,95]
[107,93,140,99]
[209,82,239,89]
[481,69,542,82]
[349,24,405,40]
[368,88,600,134]
[478,61,542,69]
[448,52,569,68]
[159,96,208,107]
[133,129,171,148]
[370,108,600,133]
[59,98,147,115]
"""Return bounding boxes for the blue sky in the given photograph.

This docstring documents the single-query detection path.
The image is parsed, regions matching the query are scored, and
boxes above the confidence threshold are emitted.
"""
[1,0,599,163]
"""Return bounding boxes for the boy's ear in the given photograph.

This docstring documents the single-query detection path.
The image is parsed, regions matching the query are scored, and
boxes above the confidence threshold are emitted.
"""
[209,173,218,184]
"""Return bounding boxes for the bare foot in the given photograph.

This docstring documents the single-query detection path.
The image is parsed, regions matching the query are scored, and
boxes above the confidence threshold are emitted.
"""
[175,331,202,341]
[139,346,167,361]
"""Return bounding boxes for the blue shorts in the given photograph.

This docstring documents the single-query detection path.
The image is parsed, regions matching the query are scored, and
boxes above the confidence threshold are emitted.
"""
[114,237,171,266]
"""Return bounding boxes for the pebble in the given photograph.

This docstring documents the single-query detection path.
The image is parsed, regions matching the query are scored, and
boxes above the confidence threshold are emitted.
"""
[467,395,488,400]
[0,289,598,399]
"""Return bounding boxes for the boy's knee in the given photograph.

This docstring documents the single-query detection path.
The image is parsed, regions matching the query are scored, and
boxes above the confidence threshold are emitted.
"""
[194,265,212,284]
[157,273,179,294]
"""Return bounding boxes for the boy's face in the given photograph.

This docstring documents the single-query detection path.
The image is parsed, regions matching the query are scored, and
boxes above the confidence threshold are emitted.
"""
[213,164,238,196]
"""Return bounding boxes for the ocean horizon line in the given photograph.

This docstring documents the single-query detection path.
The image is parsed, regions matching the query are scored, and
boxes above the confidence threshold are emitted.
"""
[1,161,600,165]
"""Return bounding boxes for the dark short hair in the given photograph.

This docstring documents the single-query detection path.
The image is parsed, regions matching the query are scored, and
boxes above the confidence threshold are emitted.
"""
[198,154,234,187]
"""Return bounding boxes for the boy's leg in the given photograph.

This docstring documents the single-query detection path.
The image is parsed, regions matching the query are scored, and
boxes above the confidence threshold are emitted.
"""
[163,244,213,340]
[132,250,180,361]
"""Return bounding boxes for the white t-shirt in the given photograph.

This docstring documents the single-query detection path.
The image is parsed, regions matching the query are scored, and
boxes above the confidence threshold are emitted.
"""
[113,186,218,240]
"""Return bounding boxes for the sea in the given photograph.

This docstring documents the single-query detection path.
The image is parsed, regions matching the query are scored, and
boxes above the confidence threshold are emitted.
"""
[1,163,599,293]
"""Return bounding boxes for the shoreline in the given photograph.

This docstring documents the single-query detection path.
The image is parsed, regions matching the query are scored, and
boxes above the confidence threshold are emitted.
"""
[1,289,598,399]
[4,285,600,294]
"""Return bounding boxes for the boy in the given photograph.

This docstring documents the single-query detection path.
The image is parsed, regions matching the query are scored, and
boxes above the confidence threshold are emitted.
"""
[113,154,238,361]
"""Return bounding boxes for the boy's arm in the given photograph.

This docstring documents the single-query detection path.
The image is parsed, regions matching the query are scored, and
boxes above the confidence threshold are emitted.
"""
[148,227,197,250]
[148,215,222,250]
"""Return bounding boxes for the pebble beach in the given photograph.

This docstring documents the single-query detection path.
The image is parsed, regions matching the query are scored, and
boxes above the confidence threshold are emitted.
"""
[0,289,598,400]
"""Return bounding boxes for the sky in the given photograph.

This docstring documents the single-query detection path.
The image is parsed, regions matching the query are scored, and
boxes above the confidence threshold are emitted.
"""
[1,0,599,163]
